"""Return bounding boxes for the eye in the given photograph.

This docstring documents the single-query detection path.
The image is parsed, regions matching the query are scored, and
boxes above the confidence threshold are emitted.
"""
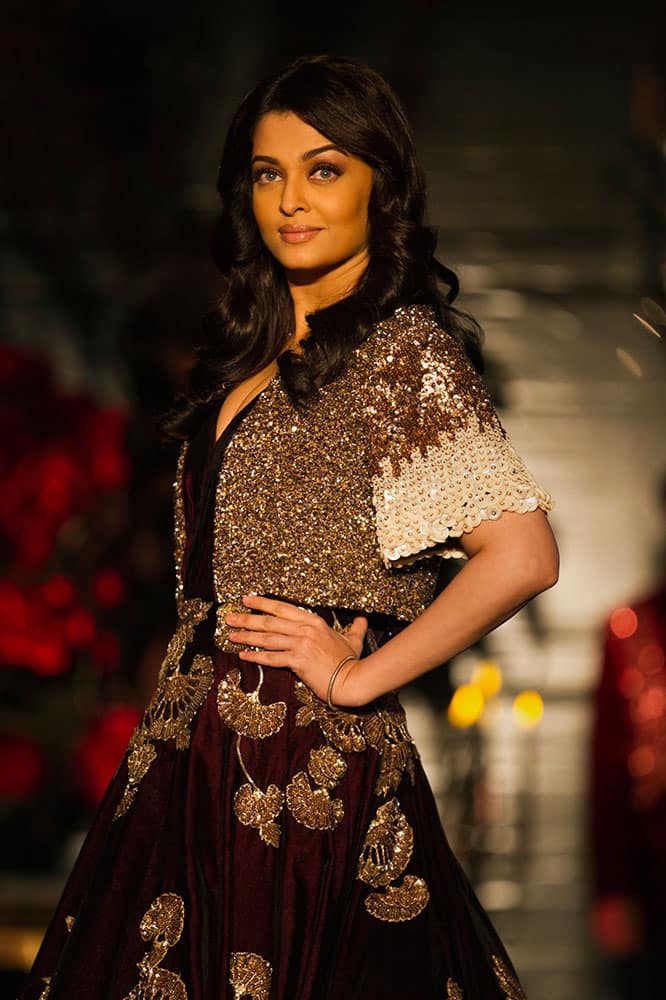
[252,167,281,184]
[310,162,342,182]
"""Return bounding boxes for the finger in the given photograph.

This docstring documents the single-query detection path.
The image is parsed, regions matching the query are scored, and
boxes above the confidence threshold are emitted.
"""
[225,613,297,635]
[346,616,369,638]
[228,630,291,650]
[237,648,290,667]
[241,594,309,622]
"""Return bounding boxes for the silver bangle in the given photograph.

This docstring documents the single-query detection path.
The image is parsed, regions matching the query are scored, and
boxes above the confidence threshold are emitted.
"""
[326,654,356,710]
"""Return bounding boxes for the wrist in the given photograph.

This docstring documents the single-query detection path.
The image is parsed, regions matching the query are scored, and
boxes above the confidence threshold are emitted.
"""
[331,653,375,708]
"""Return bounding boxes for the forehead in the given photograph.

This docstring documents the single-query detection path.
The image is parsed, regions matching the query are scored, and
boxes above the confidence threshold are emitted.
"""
[252,111,335,157]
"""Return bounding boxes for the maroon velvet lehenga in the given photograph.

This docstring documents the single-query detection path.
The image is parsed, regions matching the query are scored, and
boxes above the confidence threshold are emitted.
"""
[19,397,528,1000]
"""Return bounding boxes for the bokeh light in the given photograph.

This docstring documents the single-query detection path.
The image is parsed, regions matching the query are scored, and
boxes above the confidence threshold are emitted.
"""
[471,660,503,699]
[447,684,485,728]
[609,606,638,640]
[512,691,544,729]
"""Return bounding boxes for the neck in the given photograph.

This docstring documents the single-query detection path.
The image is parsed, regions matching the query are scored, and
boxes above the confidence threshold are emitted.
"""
[285,248,369,339]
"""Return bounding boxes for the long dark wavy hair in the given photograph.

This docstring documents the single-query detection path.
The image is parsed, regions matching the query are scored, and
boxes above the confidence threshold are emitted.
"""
[163,54,484,440]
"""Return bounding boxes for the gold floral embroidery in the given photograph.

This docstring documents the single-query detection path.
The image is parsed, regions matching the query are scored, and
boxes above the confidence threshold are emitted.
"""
[492,955,526,999]
[307,745,347,789]
[144,652,214,747]
[234,783,285,848]
[114,452,214,821]
[123,893,188,1000]
[65,915,75,932]
[357,797,414,887]
[294,682,418,796]
[215,601,254,653]
[286,771,344,830]
[357,798,429,922]
[114,653,214,820]
[362,705,417,797]
[295,681,366,752]
[364,875,430,922]
[447,977,464,999]
[162,600,214,681]
[229,951,272,1000]
[217,668,287,739]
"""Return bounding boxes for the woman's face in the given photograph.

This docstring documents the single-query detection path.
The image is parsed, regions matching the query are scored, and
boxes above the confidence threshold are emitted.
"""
[251,111,373,279]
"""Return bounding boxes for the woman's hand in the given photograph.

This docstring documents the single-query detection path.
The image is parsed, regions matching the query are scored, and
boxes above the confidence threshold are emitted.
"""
[225,594,368,706]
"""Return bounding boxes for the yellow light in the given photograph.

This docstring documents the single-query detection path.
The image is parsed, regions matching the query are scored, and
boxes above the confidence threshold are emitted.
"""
[447,684,485,728]
[471,660,503,699]
[512,690,544,729]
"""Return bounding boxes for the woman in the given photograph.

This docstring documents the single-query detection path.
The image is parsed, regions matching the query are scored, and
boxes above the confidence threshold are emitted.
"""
[21,55,558,999]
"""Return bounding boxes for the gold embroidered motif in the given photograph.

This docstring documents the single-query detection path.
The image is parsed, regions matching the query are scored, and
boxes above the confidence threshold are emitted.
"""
[447,978,464,999]
[162,600,214,681]
[38,978,51,999]
[364,875,430,922]
[215,601,255,653]
[145,653,214,747]
[357,797,414,887]
[234,783,284,848]
[295,681,366,752]
[295,681,418,796]
[492,955,526,999]
[123,893,188,1000]
[114,451,214,822]
[65,915,75,932]
[229,951,273,1000]
[114,653,214,820]
[307,745,347,789]
[286,771,344,830]
[358,798,429,922]
[217,668,287,739]
[362,705,417,797]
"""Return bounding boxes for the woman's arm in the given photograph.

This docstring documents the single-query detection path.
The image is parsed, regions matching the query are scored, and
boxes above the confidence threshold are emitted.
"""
[335,508,559,707]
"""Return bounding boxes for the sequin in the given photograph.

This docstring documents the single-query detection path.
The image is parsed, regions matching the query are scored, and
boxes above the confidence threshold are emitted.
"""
[295,682,366,753]
[362,705,418,797]
[216,601,256,654]
[207,304,554,621]
[123,893,188,1000]
[217,668,287,739]
[233,783,284,847]
[294,681,418,796]
[357,798,414,887]
[447,978,464,998]
[114,653,214,820]
[307,745,347,789]
[358,798,429,922]
[364,875,430,923]
[229,951,272,1000]
[492,955,527,999]
[286,771,344,830]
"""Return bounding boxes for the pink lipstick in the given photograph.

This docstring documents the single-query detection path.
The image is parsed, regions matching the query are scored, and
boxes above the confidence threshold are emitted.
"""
[278,225,322,244]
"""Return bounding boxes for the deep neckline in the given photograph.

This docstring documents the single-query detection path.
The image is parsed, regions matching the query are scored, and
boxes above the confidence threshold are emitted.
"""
[212,371,280,449]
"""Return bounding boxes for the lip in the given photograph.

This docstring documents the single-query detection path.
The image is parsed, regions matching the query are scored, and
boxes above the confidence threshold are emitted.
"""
[278,225,323,244]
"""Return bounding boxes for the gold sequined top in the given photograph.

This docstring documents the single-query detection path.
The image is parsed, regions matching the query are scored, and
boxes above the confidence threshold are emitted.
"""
[178,303,555,622]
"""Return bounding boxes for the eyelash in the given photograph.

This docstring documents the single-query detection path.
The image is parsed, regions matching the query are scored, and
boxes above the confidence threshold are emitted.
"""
[251,162,342,184]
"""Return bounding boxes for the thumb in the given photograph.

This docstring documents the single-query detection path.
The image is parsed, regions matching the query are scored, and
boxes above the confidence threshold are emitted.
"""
[349,615,368,636]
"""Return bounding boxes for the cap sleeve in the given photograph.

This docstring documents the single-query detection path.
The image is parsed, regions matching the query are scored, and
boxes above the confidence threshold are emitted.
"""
[365,306,555,568]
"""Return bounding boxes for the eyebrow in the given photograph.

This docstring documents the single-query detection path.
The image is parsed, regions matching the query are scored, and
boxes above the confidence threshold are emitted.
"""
[251,144,348,166]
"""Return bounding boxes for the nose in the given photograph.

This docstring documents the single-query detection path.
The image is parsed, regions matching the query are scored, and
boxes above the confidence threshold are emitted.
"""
[279,172,309,216]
